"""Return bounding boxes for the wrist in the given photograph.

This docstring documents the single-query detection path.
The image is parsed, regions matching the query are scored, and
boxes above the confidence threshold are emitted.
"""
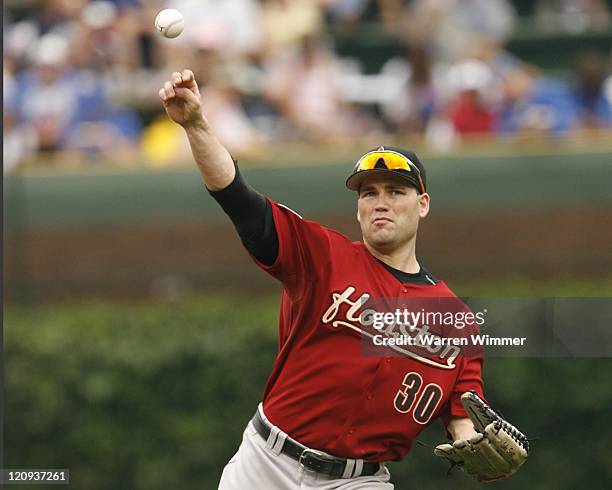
[448,417,478,441]
[183,118,209,134]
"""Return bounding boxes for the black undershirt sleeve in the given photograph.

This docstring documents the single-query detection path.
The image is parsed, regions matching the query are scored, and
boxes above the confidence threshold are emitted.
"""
[207,162,279,266]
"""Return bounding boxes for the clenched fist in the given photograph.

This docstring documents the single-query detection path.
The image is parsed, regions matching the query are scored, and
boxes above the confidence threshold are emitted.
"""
[158,69,208,129]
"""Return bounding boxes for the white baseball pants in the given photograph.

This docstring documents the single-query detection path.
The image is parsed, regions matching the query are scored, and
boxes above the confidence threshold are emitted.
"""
[218,404,394,490]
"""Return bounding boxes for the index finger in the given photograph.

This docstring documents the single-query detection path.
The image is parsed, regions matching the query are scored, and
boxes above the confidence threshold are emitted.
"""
[181,69,194,82]
[181,69,199,91]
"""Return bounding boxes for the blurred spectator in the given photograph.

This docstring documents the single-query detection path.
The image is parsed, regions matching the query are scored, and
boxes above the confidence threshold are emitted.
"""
[376,0,408,33]
[128,0,168,71]
[446,59,497,135]
[5,20,41,72]
[380,44,437,133]
[264,35,364,140]
[536,0,611,33]
[405,0,517,63]
[380,47,502,136]
[261,0,326,55]
[3,0,612,171]
[497,65,579,135]
[326,0,414,35]
[72,1,124,71]
[143,45,263,162]
[8,33,142,158]
[141,116,189,167]
[4,62,37,173]
[168,0,263,58]
[574,52,612,127]
[14,34,85,152]
[142,81,261,164]
[200,78,263,154]
[325,0,371,33]
[36,0,89,34]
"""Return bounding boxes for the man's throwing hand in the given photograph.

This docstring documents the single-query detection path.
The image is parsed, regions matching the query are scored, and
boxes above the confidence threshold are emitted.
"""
[158,69,206,129]
[434,392,529,483]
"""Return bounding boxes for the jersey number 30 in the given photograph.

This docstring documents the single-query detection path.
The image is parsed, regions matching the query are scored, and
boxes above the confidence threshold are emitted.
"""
[393,372,443,424]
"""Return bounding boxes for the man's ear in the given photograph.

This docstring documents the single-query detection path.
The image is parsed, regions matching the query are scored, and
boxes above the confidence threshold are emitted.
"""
[418,193,430,218]
[356,208,361,223]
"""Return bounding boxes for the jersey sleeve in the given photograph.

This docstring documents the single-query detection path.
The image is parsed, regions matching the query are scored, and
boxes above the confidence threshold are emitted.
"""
[444,355,485,422]
[247,197,332,299]
[439,303,486,430]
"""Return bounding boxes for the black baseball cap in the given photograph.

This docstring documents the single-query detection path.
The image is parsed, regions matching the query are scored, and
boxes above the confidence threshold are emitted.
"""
[345,146,427,194]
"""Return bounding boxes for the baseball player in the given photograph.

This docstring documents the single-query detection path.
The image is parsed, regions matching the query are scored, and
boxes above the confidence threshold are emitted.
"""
[159,69,529,489]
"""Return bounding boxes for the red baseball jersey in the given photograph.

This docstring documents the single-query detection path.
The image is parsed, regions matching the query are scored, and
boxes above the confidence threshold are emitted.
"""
[249,198,484,462]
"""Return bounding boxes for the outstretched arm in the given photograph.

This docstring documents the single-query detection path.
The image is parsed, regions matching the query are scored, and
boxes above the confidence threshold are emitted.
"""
[158,69,279,265]
[158,69,235,190]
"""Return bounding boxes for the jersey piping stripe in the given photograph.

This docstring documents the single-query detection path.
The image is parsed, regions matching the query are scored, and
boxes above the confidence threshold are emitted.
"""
[277,203,303,219]
[425,274,436,285]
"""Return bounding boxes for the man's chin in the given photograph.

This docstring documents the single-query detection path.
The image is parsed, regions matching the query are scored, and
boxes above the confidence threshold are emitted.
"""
[367,232,396,249]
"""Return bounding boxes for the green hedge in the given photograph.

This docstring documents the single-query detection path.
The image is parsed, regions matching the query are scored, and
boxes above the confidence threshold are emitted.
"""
[4,294,612,489]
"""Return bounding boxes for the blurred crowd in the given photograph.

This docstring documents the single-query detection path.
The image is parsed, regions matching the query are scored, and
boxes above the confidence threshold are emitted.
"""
[4,0,612,171]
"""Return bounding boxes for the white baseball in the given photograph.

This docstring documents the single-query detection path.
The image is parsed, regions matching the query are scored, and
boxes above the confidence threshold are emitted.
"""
[154,9,184,39]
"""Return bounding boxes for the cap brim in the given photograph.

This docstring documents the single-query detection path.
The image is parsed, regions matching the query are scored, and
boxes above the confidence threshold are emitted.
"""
[345,169,423,192]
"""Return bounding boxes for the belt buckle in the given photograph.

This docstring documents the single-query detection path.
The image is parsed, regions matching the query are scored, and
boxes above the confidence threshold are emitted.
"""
[298,448,328,472]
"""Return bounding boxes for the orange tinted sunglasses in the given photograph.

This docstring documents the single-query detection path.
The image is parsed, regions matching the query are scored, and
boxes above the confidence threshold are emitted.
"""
[354,150,425,194]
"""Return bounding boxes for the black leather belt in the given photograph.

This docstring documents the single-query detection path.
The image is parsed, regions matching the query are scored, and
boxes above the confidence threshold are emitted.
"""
[251,410,381,478]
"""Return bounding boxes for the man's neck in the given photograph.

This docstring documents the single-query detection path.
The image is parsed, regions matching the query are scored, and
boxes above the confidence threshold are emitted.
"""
[363,238,420,274]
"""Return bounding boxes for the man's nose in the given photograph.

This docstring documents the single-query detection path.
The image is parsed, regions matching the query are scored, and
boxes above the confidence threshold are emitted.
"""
[374,193,390,210]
